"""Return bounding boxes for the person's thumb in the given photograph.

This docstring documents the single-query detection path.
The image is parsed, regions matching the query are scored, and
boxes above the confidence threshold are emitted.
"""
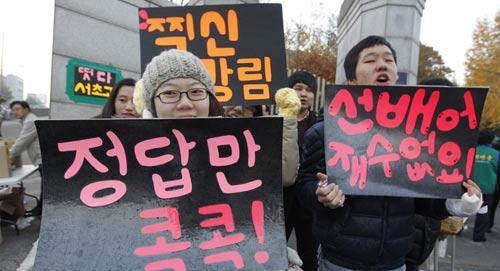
[317,173,328,187]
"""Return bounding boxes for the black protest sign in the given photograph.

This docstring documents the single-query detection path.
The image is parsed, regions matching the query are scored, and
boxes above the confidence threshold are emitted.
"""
[138,4,286,106]
[324,85,488,198]
[34,118,286,271]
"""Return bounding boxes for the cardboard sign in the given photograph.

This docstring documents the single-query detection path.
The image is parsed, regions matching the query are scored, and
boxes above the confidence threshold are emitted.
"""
[34,118,286,271]
[138,4,287,106]
[66,58,123,105]
[324,85,488,198]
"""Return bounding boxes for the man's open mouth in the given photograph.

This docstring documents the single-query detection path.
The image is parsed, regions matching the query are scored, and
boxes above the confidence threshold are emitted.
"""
[376,74,389,84]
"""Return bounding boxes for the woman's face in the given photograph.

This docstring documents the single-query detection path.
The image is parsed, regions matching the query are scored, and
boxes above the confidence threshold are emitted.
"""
[114,86,138,118]
[153,78,210,118]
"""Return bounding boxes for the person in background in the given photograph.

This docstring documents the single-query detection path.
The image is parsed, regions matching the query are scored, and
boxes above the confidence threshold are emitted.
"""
[96,78,138,118]
[223,105,264,118]
[4,101,41,231]
[488,134,500,231]
[0,98,28,223]
[9,101,41,166]
[286,70,319,271]
[289,71,318,154]
[472,130,499,242]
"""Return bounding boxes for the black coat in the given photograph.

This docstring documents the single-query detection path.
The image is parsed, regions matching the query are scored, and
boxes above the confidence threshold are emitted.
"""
[296,121,449,270]
[405,215,442,269]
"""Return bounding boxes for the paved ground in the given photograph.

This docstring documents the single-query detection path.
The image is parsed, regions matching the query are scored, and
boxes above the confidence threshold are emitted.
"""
[0,120,42,271]
[0,172,41,271]
[2,186,499,271]
[430,214,500,271]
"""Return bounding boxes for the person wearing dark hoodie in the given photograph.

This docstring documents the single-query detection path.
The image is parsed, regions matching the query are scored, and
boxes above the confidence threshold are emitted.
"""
[286,70,319,271]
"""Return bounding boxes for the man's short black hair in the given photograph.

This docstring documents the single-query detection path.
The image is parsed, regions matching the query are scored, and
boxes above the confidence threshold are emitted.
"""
[343,35,398,82]
[9,100,31,112]
[478,129,495,145]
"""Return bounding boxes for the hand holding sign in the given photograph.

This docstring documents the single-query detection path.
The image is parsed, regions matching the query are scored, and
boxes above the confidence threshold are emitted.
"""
[315,173,345,209]
[445,180,483,217]
[463,179,481,198]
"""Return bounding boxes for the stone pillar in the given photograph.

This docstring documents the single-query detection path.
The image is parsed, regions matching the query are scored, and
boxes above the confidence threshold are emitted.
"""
[335,0,425,85]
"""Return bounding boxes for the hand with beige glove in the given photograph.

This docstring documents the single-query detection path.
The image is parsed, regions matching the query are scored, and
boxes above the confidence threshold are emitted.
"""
[269,89,304,270]
[275,87,301,119]
[275,88,301,186]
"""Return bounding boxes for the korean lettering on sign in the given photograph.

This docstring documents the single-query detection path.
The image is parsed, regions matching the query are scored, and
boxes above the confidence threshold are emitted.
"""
[324,85,488,198]
[34,118,287,271]
[139,4,287,106]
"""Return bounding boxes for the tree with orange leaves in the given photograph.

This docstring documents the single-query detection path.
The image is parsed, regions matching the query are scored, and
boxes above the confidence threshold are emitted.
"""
[465,12,500,130]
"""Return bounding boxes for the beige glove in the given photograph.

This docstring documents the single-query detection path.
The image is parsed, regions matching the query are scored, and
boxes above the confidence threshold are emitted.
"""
[133,79,145,115]
[275,88,300,119]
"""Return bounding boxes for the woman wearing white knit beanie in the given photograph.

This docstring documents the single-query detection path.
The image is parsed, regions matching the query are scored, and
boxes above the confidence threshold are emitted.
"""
[140,49,222,118]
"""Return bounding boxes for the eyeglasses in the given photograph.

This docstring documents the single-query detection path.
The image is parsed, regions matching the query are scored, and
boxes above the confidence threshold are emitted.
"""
[155,88,208,104]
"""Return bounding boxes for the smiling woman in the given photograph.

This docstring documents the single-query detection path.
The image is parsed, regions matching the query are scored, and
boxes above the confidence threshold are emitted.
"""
[140,49,223,119]
[95,78,139,118]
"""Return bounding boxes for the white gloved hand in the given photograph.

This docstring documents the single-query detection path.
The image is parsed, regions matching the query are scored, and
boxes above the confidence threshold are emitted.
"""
[445,192,483,217]
[287,247,303,268]
[277,247,303,271]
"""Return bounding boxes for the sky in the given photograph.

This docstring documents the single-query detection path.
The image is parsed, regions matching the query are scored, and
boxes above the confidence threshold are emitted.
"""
[0,0,498,106]
[0,0,55,104]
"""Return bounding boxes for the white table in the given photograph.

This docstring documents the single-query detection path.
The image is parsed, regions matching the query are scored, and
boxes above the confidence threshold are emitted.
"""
[0,165,40,235]
[0,165,39,188]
